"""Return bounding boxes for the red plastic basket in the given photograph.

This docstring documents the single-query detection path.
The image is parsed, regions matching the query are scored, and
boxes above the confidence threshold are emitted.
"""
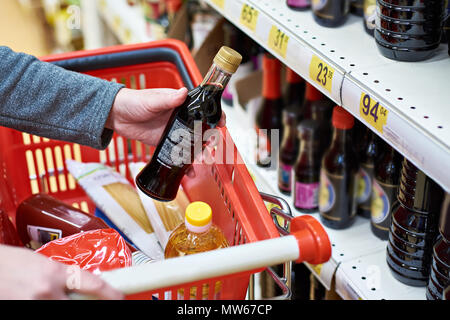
[0,40,281,300]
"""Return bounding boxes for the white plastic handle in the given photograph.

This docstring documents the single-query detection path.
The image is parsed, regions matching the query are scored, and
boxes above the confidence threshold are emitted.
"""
[100,235,300,296]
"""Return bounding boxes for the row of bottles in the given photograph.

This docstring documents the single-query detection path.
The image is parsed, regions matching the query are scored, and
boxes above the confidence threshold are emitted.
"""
[286,0,450,61]
[252,51,448,298]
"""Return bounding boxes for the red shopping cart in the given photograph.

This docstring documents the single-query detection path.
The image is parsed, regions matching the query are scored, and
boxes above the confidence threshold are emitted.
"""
[0,40,331,300]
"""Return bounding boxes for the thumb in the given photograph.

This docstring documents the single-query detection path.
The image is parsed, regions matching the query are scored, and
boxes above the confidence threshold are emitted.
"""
[141,87,188,113]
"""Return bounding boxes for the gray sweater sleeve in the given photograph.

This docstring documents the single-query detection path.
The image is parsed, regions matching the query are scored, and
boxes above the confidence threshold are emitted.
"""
[0,46,125,150]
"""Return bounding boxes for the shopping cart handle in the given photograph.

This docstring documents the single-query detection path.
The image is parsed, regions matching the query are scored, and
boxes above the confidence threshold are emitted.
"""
[69,216,331,298]
[290,215,331,265]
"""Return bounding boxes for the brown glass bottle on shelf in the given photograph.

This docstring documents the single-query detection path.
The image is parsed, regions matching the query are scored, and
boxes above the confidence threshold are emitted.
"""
[136,47,242,201]
[284,68,306,109]
[293,120,321,212]
[350,0,364,16]
[278,107,300,195]
[309,95,333,159]
[426,193,450,300]
[386,159,444,286]
[255,53,283,168]
[370,143,402,240]
[301,83,325,121]
[356,127,379,219]
[319,106,359,229]
[312,0,351,28]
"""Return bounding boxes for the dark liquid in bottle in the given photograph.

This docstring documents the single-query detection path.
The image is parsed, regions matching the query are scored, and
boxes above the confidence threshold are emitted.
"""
[278,108,300,195]
[375,0,447,61]
[255,54,283,168]
[319,106,359,229]
[426,193,450,300]
[356,129,379,219]
[312,0,351,28]
[370,143,402,240]
[386,159,444,286]
[136,84,223,201]
[293,120,321,212]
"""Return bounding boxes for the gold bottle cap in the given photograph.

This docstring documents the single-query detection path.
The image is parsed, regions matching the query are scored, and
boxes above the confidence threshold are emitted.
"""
[213,46,243,74]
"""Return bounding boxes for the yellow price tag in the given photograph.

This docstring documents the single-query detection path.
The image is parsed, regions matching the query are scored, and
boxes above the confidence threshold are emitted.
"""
[309,55,334,93]
[240,4,258,31]
[268,26,289,58]
[359,93,389,134]
[211,0,225,9]
[309,263,323,275]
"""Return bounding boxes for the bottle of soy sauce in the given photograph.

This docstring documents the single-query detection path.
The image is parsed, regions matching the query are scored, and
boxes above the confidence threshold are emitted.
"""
[386,160,444,286]
[319,106,359,229]
[312,0,351,28]
[136,47,242,201]
[284,68,306,111]
[278,107,300,195]
[255,53,283,168]
[293,120,321,212]
[370,143,402,240]
[426,192,450,300]
[356,128,379,219]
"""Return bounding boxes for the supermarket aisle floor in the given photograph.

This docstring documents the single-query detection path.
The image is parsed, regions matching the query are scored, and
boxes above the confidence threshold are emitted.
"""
[0,0,50,56]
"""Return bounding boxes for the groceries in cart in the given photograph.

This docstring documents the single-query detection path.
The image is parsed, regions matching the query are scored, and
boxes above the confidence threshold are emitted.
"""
[130,162,188,249]
[165,201,229,299]
[136,46,243,202]
[66,160,164,260]
[15,193,109,250]
[36,228,132,275]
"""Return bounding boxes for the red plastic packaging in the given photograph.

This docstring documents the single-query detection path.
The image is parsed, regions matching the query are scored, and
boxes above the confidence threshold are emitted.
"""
[0,210,22,246]
[36,228,132,275]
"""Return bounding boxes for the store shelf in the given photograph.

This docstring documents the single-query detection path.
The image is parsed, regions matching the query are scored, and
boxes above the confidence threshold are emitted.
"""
[223,102,426,300]
[205,0,450,194]
[96,0,153,44]
[335,250,427,300]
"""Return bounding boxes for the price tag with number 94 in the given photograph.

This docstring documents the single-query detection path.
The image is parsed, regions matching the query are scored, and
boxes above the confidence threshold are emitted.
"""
[359,93,389,134]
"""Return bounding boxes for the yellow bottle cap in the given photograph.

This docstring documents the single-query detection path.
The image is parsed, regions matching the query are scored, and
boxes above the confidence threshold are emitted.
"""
[185,201,212,227]
[213,46,243,74]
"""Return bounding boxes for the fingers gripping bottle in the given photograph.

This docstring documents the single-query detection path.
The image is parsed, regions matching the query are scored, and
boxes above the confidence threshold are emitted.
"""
[164,201,229,299]
[136,47,242,201]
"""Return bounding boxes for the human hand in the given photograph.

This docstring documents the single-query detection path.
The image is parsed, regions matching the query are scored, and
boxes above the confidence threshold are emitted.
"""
[0,245,124,300]
[106,87,227,147]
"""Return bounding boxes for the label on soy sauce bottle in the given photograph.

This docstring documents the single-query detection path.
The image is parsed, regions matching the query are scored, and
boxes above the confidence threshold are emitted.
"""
[157,118,199,169]
[278,163,293,192]
[319,169,336,214]
[319,169,357,222]
[371,179,398,231]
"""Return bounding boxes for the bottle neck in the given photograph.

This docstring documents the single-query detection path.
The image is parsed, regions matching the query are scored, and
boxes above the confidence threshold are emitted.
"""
[263,65,281,100]
[201,63,232,91]
[331,127,353,149]
[185,218,212,234]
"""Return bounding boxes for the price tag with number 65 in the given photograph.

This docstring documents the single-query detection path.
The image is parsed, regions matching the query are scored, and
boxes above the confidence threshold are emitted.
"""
[240,4,258,31]
[359,93,389,134]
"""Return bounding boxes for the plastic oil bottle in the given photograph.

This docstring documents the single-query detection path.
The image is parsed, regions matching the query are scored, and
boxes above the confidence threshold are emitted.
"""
[164,201,229,299]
